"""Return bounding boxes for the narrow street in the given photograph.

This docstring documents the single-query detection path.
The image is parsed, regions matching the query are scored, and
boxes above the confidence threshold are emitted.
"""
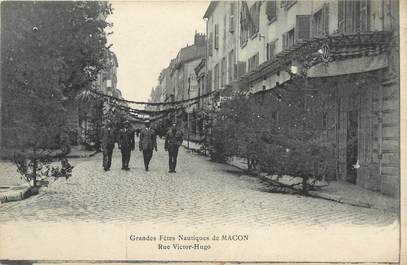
[0,140,397,227]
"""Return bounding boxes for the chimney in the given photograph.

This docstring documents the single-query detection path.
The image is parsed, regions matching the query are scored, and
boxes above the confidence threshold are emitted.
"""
[194,32,206,47]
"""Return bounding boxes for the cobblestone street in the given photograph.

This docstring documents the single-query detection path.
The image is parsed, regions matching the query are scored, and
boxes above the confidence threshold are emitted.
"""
[0,141,398,227]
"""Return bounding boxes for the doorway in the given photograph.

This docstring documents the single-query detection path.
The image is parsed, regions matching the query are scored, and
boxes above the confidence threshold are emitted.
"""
[346,110,358,184]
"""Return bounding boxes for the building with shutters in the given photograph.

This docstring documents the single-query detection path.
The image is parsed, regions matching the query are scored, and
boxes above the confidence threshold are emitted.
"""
[204,1,240,104]
[205,0,398,197]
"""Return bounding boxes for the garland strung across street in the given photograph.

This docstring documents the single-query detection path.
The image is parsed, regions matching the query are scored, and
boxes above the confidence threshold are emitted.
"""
[97,90,209,123]
[87,88,216,106]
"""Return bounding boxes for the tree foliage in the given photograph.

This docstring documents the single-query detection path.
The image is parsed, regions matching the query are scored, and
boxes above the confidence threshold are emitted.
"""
[210,84,336,194]
[1,1,112,185]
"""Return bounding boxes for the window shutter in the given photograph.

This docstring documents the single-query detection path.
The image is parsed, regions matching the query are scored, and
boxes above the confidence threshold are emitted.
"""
[338,0,345,32]
[266,1,277,22]
[208,32,213,56]
[360,0,370,32]
[282,33,287,50]
[345,1,354,33]
[206,70,212,92]
[214,24,219,50]
[295,15,311,42]
[229,15,235,33]
[323,3,329,35]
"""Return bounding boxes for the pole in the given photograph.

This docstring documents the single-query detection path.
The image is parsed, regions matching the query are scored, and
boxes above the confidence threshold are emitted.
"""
[187,79,191,149]
[187,111,190,149]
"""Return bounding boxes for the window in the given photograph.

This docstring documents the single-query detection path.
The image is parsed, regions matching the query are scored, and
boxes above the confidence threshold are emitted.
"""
[237,61,247,77]
[312,4,329,37]
[248,53,259,72]
[338,0,370,33]
[221,57,227,87]
[249,2,260,38]
[266,40,276,61]
[295,15,311,41]
[214,24,219,50]
[214,64,219,90]
[266,1,277,23]
[282,28,295,50]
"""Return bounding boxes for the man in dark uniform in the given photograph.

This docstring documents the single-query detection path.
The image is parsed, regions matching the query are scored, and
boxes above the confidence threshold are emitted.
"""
[118,120,135,170]
[139,120,157,171]
[100,120,115,171]
[164,122,183,173]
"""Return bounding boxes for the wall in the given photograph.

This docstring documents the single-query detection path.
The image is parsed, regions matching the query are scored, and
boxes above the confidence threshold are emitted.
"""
[230,0,399,197]
[206,1,238,91]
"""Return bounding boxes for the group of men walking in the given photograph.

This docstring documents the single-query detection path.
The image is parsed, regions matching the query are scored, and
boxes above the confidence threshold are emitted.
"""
[100,120,183,173]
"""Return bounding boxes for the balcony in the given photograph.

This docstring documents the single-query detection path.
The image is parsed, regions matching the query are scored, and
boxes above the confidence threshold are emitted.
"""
[239,31,393,84]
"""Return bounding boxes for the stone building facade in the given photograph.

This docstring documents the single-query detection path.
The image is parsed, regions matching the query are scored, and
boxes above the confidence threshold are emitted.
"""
[202,0,399,197]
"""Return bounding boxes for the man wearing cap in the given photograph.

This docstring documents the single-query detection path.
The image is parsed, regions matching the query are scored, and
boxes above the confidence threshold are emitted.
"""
[139,120,157,171]
[100,120,115,171]
[118,120,135,170]
[164,122,183,173]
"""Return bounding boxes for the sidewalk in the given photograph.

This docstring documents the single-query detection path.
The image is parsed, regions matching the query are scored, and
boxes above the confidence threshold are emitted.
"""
[0,161,33,203]
[183,141,398,213]
[66,145,99,158]
[0,145,98,204]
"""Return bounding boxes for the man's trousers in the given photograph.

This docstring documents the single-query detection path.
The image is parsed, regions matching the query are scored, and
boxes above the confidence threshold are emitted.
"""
[121,148,131,169]
[142,149,153,170]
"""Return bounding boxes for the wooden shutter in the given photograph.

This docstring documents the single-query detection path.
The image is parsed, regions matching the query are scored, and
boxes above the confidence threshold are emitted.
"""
[229,15,235,33]
[214,24,219,50]
[323,3,329,35]
[295,15,311,42]
[282,32,287,50]
[338,0,345,32]
[206,70,212,92]
[345,0,354,33]
[266,1,277,22]
[208,32,213,56]
[360,0,370,32]
[214,64,219,90]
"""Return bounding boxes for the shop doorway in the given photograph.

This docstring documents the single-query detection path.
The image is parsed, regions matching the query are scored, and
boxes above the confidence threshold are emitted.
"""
[346,110,358,184]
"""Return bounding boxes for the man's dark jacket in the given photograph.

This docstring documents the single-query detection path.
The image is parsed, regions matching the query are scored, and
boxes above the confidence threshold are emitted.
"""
[139,127,157,151]
[101,126,116,150]
[118,128,135,150]
[165,128,183,151]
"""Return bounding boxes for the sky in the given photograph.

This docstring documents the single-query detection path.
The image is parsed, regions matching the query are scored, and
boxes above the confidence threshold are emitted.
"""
[108,1,209,102]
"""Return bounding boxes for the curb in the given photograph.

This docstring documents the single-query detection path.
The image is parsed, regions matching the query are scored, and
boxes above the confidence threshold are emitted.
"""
[182,143,374,209]
[66,150,100,159]
[308,191,371,208]
[0,185,39,204]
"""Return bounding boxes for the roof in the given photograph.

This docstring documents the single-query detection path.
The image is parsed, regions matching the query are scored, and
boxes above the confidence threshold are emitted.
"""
[177,44,206,65]
[203,1,218,19]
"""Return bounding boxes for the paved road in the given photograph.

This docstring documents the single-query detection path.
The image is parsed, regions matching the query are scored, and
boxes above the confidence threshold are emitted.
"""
[0,141,397,226]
